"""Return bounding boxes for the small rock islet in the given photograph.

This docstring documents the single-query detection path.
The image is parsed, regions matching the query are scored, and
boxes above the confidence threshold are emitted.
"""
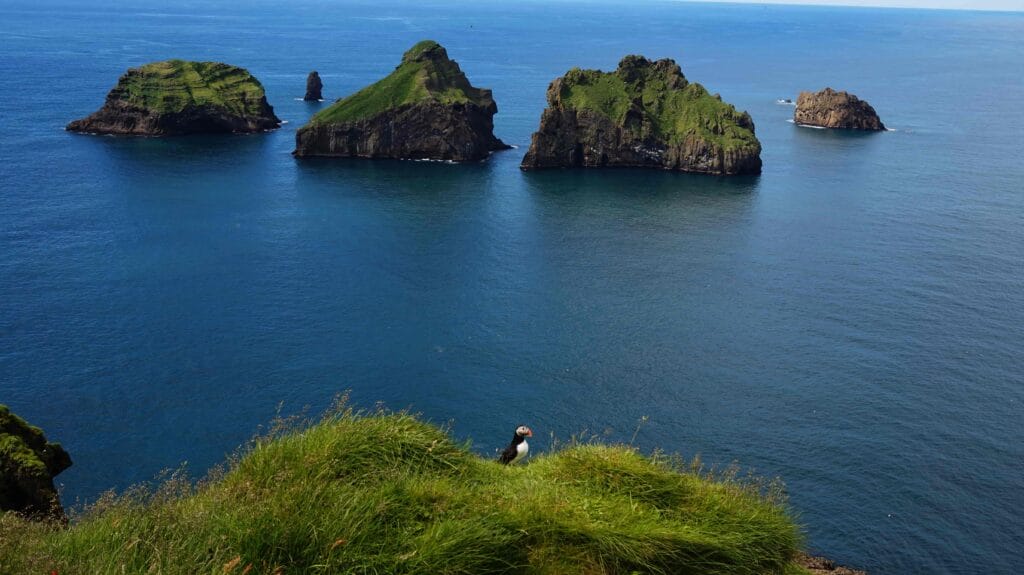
[0,404,72,520]
[794,88,886,131]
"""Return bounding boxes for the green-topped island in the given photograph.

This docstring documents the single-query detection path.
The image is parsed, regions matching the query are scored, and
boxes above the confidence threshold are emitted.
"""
[521,56,762,175]
[293,41,509,162]
[66,60,280,136]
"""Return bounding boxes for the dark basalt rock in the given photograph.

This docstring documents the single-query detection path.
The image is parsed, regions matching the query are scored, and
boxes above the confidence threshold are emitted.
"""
[521,55,762,175]
[293,40,509,162]
[797,554,868,575]
[304,71,323,101]
[794,88,885,131]
[0,405,72,520]
[294,100,509,162]
[67,60,280,136]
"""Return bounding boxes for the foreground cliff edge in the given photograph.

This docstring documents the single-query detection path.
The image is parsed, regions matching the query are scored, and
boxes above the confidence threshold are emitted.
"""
[293,41,509,161]
[521,56,762,175]
[66,60,280,136]
[0,404,866,574]
[0,405,71,520]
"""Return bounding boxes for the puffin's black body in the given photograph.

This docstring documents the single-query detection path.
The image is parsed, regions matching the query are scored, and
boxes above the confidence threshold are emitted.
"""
[499,425,532,465]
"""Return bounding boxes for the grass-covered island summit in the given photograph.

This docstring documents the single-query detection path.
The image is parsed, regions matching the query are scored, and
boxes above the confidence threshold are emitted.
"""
[521,56,762,175]
[66,60,280,136]
[1,403,865,574]
[293,41,509,162]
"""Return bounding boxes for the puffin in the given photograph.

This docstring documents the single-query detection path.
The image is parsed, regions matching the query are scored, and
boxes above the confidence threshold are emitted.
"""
[499,425,533,465]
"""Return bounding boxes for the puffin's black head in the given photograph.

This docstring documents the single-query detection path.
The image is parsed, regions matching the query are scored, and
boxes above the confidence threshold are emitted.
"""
[515,425,533,438]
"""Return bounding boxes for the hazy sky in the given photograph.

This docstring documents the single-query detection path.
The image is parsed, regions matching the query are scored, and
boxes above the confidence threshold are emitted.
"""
[683,0,1023,10]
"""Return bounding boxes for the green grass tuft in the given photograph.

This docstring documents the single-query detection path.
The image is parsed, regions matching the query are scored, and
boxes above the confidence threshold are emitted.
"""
[401,40,444,63]
[1,400,807,574]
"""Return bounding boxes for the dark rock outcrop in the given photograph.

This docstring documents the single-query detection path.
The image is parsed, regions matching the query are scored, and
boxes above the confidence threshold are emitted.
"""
[67,60,281,136]
[304,71,323,101]
[794,88,885,130]
[797,554,868,575]
[521,56,762,175]
[0,405,72,520]
[293,40,509,161]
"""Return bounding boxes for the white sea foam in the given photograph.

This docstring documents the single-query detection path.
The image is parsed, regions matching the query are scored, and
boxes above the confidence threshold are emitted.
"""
[413,158,457,164]
[788,119,826,129]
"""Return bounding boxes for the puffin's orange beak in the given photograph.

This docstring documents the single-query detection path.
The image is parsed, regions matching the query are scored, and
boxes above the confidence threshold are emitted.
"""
[526,428,533,437]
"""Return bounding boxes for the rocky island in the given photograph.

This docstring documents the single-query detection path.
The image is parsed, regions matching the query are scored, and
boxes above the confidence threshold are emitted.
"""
[66,60,280,136]
[293,40,509,161]
[304,71,323,101]
[0,405,71,520]
[521,56,762,175]
[794,88,885,131]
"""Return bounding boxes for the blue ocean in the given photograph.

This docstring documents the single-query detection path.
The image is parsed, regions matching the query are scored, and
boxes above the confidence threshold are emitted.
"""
[1,0,1022,572]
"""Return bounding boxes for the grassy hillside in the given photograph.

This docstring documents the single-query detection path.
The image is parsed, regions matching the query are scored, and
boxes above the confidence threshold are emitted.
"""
[1,402,812,574]
[555,56,759,152]
[309,40,494,125]
[112,60,270,116]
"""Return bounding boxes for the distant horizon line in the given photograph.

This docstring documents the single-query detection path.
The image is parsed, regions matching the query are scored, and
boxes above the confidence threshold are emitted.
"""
[665,0,1024,12]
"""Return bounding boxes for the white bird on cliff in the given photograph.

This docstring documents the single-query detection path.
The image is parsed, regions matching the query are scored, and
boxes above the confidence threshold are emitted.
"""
[498,425,532,465]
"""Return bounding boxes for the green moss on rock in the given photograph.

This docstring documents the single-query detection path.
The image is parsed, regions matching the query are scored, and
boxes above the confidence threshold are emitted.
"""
[0,405,71,518]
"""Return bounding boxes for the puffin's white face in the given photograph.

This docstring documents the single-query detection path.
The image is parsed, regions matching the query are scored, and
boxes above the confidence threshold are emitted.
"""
[516,425,533,438]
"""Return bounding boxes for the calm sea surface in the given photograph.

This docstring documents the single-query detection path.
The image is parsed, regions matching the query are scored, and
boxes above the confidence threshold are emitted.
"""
[1,1,1022,572]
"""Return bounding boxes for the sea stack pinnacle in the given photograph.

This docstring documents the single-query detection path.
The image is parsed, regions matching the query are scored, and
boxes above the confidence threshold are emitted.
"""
[304,71,323,101]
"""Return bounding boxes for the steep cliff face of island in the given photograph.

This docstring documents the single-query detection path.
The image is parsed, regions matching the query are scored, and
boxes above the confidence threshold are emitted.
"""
[794,88,885,131]
[521,56,762,175]
[0,405,72,519]
[293,41,509,161]
[304,71,323,101]
[67,60,280,136]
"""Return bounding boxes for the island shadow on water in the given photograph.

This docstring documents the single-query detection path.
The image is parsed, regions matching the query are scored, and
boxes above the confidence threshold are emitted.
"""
[67,130,281,175]
[790,122,891,139]
[292,156,499,200]
[520,167,761,201]
[293,155,760,206]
